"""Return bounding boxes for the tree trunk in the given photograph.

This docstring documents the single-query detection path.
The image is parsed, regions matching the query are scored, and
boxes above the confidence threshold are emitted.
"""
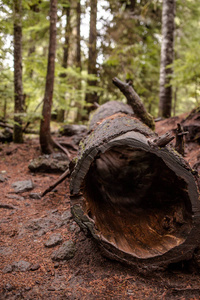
[13,0,24,143]
[75,0,83,123]
[57,3,71,123]
[70,109,200,271]
[76,0,81,70]
[158,0,175,118]
[62,4,71,70]
[40,0,57,154]
[85,0,98,113]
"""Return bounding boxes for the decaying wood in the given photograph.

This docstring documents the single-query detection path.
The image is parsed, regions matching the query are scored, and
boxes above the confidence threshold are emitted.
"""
[70,111,200,272]
[89,101,133,130]
[148,132,174,148]
[0,203,15,209]
[175,123,188,156]
[112,77,155,130]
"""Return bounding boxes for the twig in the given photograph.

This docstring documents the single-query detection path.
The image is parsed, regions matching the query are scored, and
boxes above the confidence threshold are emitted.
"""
[41,168,70,197]
[53,139,71,160]
[148,132,174,148]
[0,203,15,209]
[112,77,155,130]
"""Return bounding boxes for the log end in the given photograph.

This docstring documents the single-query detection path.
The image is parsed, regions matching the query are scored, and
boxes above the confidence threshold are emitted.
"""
[70,116,200,271]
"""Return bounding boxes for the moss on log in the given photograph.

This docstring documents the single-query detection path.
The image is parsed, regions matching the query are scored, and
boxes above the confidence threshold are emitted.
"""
[70,113,200,271]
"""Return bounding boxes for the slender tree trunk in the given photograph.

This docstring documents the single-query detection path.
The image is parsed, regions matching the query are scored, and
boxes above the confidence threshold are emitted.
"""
[158,0,175,118]
[40,0,57,154]
[75,0,83,122]
[76,0,81,69]
[62,4,71,69]
[85,0,98,113]
[13,0,23,143]
[57,3,71,123]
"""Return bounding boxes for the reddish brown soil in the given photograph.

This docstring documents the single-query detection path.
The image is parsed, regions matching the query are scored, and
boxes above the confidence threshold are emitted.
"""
[0,118,200,299]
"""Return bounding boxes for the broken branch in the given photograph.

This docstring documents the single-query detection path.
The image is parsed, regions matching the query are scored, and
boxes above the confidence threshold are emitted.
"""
[112,77,155,130]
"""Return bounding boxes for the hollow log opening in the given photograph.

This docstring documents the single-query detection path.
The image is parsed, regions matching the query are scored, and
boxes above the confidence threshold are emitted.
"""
[83,146,193,259]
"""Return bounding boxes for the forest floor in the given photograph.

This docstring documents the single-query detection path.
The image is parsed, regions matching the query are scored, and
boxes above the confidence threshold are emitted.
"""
[0,116,200,300]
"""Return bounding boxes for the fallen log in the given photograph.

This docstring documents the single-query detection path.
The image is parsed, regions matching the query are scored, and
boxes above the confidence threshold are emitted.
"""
[70,111,200,271]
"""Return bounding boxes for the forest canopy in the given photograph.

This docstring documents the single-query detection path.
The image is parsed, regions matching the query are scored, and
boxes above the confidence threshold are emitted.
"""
[0,0,200,126]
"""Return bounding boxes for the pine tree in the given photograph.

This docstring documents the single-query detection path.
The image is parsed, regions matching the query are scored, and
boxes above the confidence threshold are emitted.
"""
[40,0,57,154]
[159,0,175,118]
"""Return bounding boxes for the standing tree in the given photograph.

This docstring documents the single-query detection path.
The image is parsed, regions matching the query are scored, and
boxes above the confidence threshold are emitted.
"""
[76,0,81,69]
[13,0,24,143]
[85,0,98,113]
[159,0,175,118]
[40,0,57,154]
[57,2,72,122]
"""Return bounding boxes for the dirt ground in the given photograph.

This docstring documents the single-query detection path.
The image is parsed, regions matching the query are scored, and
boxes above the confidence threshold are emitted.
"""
[0,117,200,300]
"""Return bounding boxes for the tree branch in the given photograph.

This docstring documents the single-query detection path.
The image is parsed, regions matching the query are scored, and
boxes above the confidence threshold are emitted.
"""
[112,77,155,130]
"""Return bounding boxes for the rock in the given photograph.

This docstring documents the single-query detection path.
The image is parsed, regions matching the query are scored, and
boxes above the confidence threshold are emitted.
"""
[29,192,41,200]
[44,234,63,248]
[61,210,72,225]
[0,127,13,143]
[54,262,59,269]
[6,194,24,201]
[12,180,34,194]
[4,283,14,291]
[26,218,50,231]
[0,246,12,256]
[25,213,63,235]
[30,263,40,271]
[51,240,76,261]
[0,174,5,182]
[28,153,69,173]
[13,260,31,272]
[69,223,77,232]
[2,264,13,273]
[59,124,87,137]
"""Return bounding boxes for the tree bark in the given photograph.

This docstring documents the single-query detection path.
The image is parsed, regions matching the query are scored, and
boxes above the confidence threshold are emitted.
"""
[113,77,155,130]
[76,0,81,70]
[85,0,98,113]
[56,3,71,123]
[13,0,24,143]
[62,4,71,70]
[40,0,57,154]
[159,0,175,118]
[70,108,200,271]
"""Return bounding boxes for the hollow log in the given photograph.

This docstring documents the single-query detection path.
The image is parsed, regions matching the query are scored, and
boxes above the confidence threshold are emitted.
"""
[70,112,200,271]
[89,101,134,130]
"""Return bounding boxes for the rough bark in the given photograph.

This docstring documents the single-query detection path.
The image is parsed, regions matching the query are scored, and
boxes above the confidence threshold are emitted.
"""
[76,0,81,69]
[181,106,200,143]
[159,0,175,118]
[40,0,57,154]
[57,3,71,123]
[75,0,83,123]
[85,0,98,113]
[13,0,24,143]
[113,77,155,130]
[89,101,134,130]
[62,4,71,70]
[70,110,200,271]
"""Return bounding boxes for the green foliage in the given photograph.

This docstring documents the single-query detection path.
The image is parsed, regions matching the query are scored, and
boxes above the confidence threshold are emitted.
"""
[171,0,200,114]
[0,0,199,126]
[99,0,162,115]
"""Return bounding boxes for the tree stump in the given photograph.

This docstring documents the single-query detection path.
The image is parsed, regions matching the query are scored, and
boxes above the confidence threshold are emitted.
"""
[70,112,200,271]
